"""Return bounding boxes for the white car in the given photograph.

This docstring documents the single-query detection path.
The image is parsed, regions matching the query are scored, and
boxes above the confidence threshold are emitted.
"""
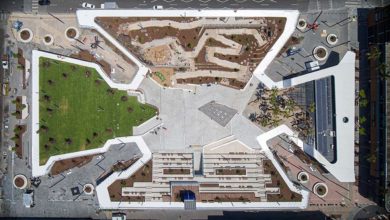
[153,5,163,10]
[82,2,95,9]
[2,60,8,70]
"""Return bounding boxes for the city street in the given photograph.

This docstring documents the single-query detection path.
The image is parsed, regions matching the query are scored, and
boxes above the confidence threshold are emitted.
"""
[0,0,387,15]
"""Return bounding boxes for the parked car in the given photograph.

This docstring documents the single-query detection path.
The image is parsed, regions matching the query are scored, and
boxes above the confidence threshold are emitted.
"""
[38,0,50,6]
[286,47,302,56]
[2,55,9,70]
[82,2,95,9]
[153,5,163,10]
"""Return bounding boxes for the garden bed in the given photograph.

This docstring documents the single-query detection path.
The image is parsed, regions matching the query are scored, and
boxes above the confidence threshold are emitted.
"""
[14,176,25,187]
[50,155,96,175]
[163,168,191,175]
[96,17,204,51]
[95,16,286,90]
[12,96,26,120]
[199,192,260,202]
[66,28,77,39]
[44,36,52,43]
[215,168,246,175]
[263,159,302,202]
[20,30,30,40]
[70,50,112,77]
[108,161,152,201]
[12,125,26,159]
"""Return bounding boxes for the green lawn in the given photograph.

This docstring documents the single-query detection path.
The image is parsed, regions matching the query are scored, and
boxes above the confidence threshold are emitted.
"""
[38,57,157,165]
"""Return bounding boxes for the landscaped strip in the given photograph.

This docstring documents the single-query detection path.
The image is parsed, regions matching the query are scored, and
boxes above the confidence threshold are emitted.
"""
[38,57,157,165]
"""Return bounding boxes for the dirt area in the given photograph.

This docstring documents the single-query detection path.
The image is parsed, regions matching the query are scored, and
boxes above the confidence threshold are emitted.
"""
[199,192,260,202]
[84,186,92,193]
[215,168,246,175]
[12,125,26,159]
[176,77,246,90]
[316,185,327,196]
[96,17,203,51]
[50,155,96,175]
[70,50,111,77]
[171,184,260,202]
[199,183,219,187]
[177,76,222,85]
[44,36,52,43]
[216,34,261,65]
[14,176,25,187]
[17,48,25,68]
[143,45,171,65]
[150,67,175,87]
[17,48,27,89]
[111,159,139,172]
[13,96,24,120]
[194,37,235,72]
[96,16,286,89]
[227,78,246,89]
[108,160,152,201]
[163,168,191,175]
[263,159,302,202]
[315,47,327,58]
[20,30,30,40]
[195,47,236,72]
[66,28,77,38]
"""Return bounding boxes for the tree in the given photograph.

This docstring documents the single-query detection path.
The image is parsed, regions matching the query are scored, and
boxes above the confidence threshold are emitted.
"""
[49,137,56,144]
[249,113,258,122]
[359,99,368,108]
[106,88,115,95]
[366,46,381,60]
[121,96,128,101]
[377,63,390,78]
[308,102,316,113]
[64,138,72,145]
[359,116,367,125]
[43,95,51,102]
[39,125,49,133]
[359,127,366,136]
[366,154,377,163]
[359,89,366,99]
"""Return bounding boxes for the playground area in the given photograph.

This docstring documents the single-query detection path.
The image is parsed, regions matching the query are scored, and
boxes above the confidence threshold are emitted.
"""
[96,16,285,89]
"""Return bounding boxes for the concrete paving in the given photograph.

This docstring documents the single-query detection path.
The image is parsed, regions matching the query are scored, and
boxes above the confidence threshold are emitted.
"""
[139,76,259,151]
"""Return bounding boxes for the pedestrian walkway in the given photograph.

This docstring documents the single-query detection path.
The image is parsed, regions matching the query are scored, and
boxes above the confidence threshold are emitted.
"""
[31,0,39,14]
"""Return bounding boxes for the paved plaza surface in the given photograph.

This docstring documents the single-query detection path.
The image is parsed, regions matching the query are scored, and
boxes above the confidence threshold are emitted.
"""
[0,1,388,219]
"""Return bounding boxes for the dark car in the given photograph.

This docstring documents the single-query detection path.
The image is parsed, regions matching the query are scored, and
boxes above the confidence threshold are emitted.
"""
[38,0,50,6]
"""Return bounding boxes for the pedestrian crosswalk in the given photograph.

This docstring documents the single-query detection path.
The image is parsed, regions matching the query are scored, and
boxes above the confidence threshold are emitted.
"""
[345,0,361,8]
[0,11,9,21]
[32,0,39,14]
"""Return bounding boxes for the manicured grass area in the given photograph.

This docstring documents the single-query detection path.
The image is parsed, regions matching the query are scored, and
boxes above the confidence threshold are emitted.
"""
[38,58,157,165]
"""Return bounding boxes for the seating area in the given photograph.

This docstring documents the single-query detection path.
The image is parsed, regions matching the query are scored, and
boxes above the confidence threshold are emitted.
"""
[118,138,296,203]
